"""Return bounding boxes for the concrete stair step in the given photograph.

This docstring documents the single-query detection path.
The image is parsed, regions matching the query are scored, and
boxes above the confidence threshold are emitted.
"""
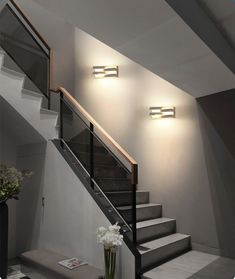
[117,203,162,223]
[139,233,191,272]
[137,218,176,244]
[1,66,25,79]
[95,177,132,192]
[106,190,149,206]
[20,249,103,279]
[21,89,43,108]
[22,88,43,100]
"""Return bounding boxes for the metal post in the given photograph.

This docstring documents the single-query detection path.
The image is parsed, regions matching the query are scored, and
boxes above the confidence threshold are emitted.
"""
[59,92,64,147]
[90,123,94,189]
[47,90,51,110]
[132,184,137,245]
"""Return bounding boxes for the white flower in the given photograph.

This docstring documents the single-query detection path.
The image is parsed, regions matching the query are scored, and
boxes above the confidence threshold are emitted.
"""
[96,223,123,248]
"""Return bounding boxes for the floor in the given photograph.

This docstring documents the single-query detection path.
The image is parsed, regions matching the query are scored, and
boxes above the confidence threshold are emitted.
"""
[9,251,235,279]
[143,251,235,279]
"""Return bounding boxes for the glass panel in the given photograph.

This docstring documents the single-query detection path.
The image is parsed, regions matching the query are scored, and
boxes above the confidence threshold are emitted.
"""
[0,5,49,97]
[60,99,135,240]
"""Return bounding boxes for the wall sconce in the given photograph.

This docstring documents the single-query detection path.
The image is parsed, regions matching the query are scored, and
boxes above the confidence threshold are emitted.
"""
[149,106,175,119]
[93,66,119,78]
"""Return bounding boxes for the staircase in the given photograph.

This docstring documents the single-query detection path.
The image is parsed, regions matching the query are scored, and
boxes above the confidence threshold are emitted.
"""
[0,1,191,278]
[65,131,191,273]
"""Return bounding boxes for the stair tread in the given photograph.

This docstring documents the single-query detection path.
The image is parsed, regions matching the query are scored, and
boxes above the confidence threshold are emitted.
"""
[139,233,190,254]
[137,218,175,229]
[117,203,161,210]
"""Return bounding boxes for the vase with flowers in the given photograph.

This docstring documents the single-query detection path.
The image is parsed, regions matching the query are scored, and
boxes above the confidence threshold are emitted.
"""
[97,223,123,279]
[0,164,33,279]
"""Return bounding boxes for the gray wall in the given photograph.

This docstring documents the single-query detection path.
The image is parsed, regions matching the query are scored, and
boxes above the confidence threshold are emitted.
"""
[197,90,235,258]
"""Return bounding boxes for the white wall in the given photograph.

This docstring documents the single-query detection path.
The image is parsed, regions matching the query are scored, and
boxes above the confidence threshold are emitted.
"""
[74,28,220,254]
[16,143,46,255]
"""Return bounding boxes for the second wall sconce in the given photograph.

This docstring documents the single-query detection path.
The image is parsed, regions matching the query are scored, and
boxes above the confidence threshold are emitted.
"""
[149,106,175,119]
[93,66,119,78]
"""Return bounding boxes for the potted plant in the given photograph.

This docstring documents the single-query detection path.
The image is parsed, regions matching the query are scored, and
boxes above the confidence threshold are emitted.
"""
[97,223,123,279]
[0,164,33,279]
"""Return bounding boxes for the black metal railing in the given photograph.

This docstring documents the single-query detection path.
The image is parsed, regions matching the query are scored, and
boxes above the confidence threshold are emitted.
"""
[58,92,138,243]
[0,0,51,107]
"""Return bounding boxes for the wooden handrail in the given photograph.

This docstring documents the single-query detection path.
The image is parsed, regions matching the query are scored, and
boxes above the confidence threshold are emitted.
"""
[55,87,138,184]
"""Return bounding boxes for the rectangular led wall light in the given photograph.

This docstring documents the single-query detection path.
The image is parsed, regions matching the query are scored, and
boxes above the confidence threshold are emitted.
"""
[93,66,119,78]
[149,106,175,119]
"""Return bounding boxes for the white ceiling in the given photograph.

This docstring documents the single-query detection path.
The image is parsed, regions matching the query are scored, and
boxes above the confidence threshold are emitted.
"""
[25,0,235,98]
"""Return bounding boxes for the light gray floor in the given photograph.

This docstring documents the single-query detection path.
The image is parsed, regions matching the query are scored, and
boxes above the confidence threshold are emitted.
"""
[143,251,235,279]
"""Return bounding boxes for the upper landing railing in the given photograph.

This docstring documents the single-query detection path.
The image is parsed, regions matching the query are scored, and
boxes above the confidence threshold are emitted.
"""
[0,0,52,107]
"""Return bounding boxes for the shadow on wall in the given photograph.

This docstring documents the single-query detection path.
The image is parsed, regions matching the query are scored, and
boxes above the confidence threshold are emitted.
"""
[197,89,235,258]
[16,143,46,256]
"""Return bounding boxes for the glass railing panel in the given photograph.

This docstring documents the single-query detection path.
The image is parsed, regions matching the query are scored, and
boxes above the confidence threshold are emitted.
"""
[60,98,135,240]
[0,5,49,97]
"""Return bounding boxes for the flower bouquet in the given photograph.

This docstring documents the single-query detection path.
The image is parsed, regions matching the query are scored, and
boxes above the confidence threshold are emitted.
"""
[97,223,123,279]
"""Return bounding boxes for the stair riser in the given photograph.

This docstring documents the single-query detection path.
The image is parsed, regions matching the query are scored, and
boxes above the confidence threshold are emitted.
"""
[119,205,162,223]
[141,237,191,271]
[137,220,176,244]
[107,192,149,206]
[95,179,132,192]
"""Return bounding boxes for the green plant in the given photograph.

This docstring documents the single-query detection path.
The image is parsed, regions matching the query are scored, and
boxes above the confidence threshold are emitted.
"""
[0,164,33,203]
